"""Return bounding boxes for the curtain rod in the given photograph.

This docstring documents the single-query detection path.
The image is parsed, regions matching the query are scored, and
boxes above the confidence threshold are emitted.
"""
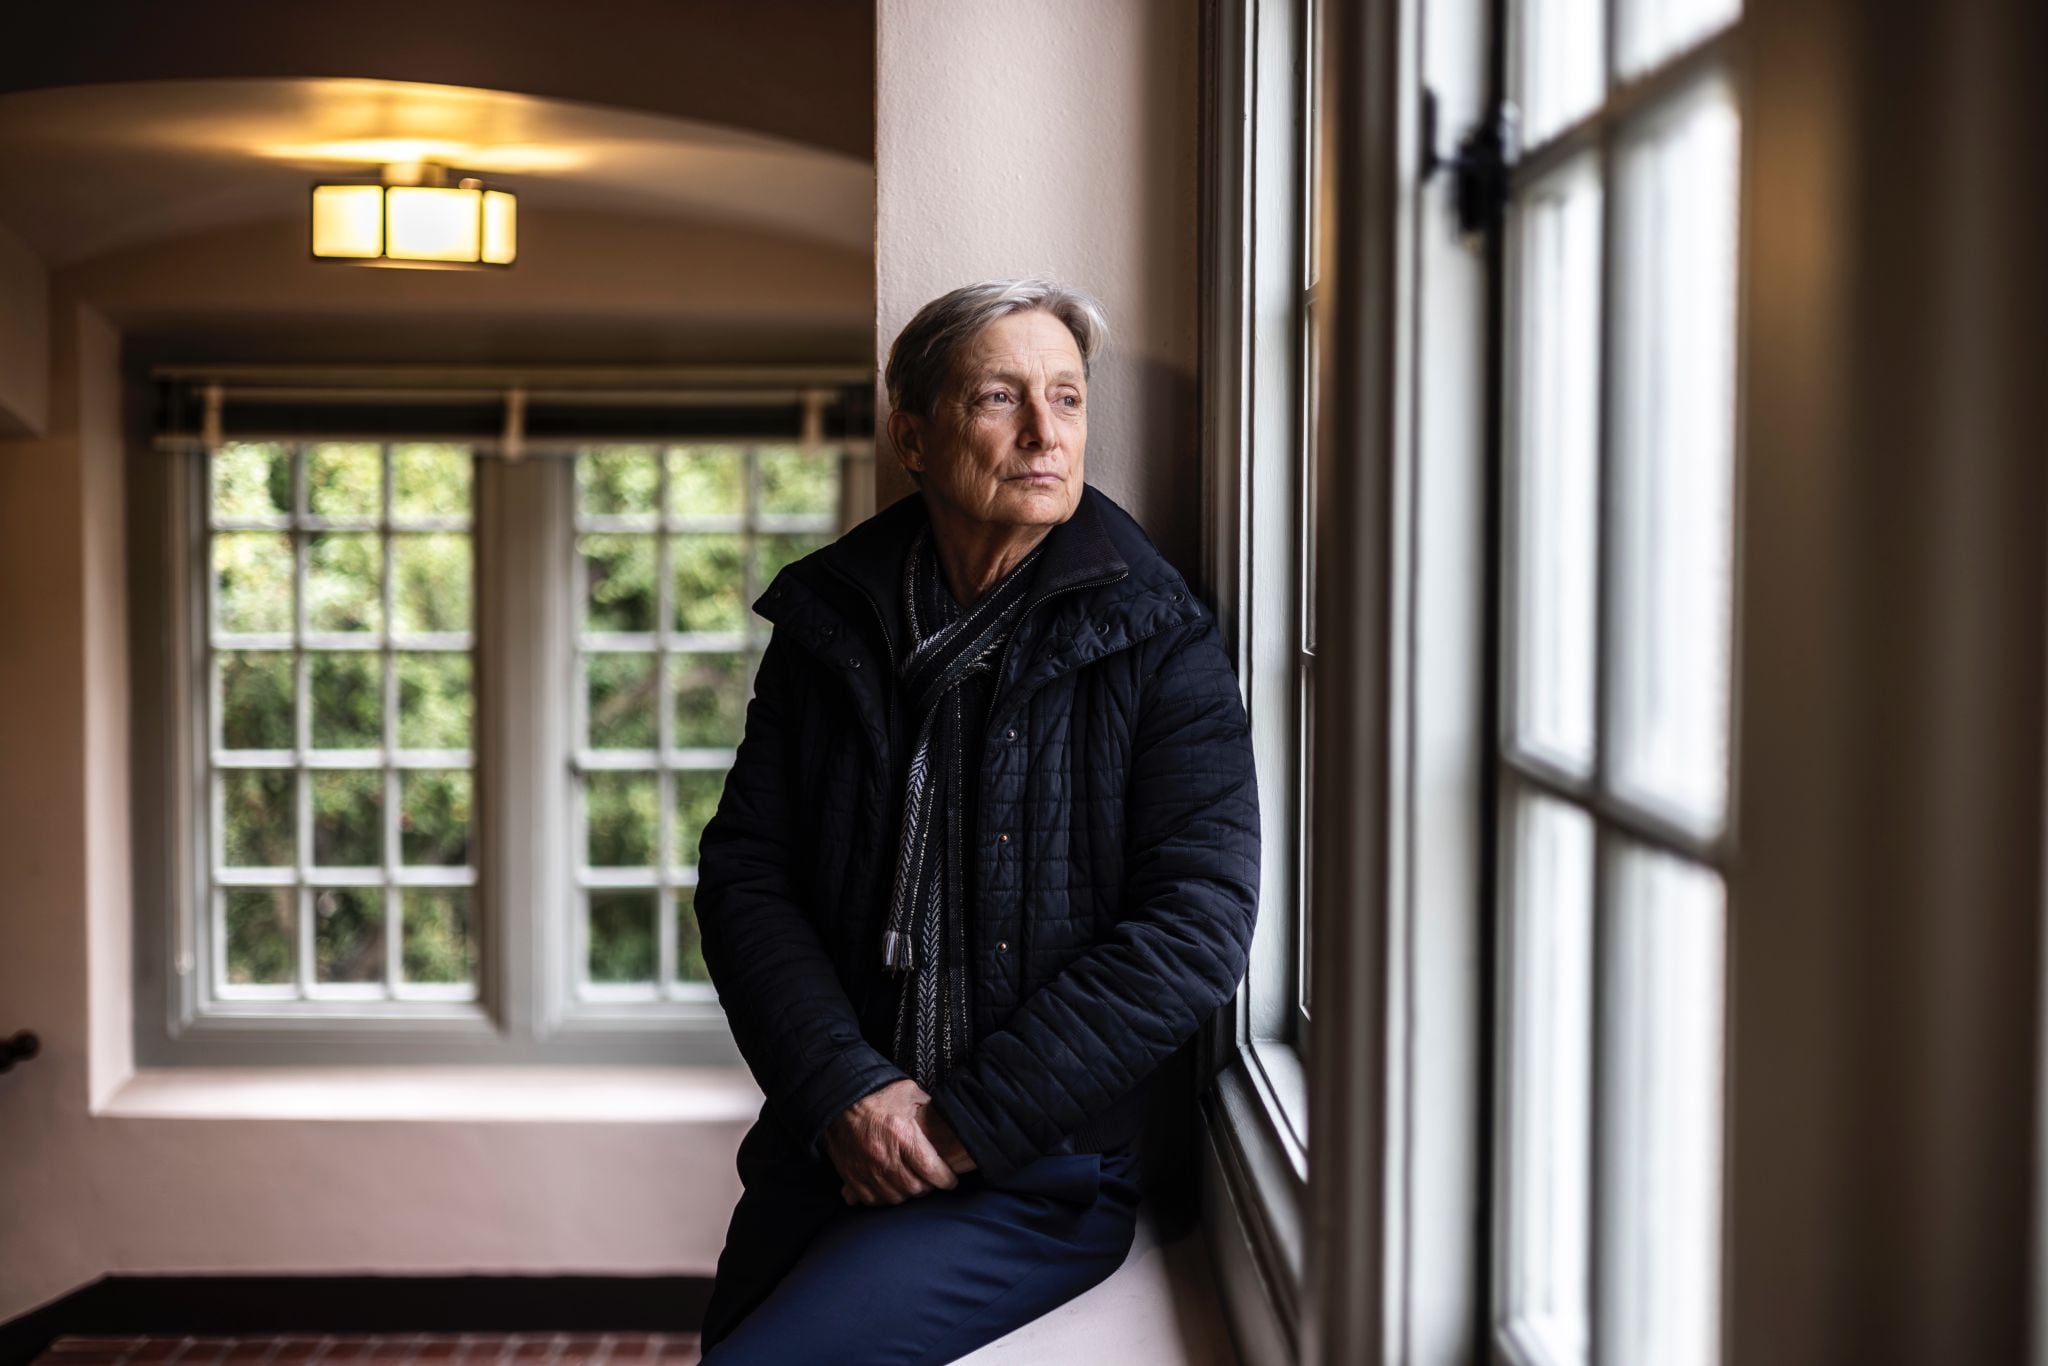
[152,435,879,458]
[182,386,840,408]
[151,362,874,389]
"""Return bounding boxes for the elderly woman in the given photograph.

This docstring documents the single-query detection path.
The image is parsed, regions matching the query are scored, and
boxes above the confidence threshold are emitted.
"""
[692,277,1260,1363]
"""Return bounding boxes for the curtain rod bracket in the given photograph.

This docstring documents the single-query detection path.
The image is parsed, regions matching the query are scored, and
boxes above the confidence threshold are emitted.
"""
[502,386,528,463]
[201,383,224,452]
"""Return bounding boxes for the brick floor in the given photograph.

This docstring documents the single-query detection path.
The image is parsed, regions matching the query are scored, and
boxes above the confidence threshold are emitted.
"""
[33,1336,702,1365]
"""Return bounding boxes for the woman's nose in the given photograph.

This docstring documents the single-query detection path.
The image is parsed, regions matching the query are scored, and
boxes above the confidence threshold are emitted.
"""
[1018,393,1057,447]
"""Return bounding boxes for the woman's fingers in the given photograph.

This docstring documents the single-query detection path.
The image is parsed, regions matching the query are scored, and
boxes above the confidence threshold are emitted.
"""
[882,1164,930,1202]
[904,1134,960,1190]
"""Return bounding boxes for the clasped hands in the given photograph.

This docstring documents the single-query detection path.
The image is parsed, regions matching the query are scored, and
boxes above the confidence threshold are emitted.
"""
[822,1077,977,1206]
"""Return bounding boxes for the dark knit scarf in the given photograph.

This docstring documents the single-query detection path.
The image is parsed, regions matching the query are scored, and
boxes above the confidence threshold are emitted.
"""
[883,521,1046,1091]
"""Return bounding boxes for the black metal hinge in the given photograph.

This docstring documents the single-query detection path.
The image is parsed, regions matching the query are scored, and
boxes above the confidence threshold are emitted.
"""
[1422,88,1520,235]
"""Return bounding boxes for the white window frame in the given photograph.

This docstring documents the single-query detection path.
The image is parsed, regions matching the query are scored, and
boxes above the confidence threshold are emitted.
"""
[131,370,873,1067]
[1194,0,1324,1358]
[1198,0,1502,1360]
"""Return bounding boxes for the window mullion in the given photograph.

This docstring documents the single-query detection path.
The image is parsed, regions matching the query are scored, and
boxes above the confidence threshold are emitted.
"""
[383,441,403,995]
[656,449,678,994]
[1586,66,1621,1366]
[293,442,316,998]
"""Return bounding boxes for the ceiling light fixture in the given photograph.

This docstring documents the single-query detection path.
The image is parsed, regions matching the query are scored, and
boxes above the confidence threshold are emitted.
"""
[311,162,516,268]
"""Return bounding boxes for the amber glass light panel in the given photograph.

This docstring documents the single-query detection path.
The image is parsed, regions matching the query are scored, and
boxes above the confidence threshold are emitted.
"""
[312,183,517,267]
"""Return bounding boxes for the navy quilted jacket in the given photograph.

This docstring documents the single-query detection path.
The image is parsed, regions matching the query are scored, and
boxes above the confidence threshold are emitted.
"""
[693,482,1261,1183]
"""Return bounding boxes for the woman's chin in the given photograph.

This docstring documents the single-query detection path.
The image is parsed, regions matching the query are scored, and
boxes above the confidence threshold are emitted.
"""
[992,479,1074,520]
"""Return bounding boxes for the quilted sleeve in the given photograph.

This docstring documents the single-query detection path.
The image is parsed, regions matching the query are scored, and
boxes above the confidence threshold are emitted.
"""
[693,624,911,1160]
[929,610,1262,1180]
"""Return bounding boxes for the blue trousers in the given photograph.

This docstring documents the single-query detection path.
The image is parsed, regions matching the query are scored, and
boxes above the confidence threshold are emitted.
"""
[698,1121,1142,1365]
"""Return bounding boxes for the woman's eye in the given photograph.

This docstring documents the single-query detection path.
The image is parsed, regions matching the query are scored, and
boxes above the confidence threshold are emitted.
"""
[1059,394,1081,408]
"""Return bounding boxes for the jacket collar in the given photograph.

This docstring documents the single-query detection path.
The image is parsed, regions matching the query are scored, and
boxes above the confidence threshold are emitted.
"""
[767,482,1133,647]
[752,480,1203,743]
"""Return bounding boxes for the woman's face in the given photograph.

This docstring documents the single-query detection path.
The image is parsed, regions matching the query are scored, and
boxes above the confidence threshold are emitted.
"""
[896,308,1088,531]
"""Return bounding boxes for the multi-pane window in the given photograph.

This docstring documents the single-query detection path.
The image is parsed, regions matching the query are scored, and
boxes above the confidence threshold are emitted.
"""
[206,440,477,1002]
[571,442,840,1002]
[171,383,869,1052]
[1494,3,1742,1364]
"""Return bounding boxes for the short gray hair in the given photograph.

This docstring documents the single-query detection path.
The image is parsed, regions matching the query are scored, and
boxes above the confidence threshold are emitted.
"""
[884,275,1111,420]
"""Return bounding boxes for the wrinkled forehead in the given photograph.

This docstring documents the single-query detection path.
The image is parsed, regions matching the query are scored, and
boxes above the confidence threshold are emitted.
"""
[948,311,1088,389]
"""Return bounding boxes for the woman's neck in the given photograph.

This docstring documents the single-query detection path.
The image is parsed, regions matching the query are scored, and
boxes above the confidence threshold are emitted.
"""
[924,500,1054,609]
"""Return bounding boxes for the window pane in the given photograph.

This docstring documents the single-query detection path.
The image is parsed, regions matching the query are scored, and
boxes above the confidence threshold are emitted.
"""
[1617,0,1739,81]
[306,532,382,634]
[587,652,659,749]
[219,651,294,751]
[757,443,839,516]
[213,532,294,634]
[1609,81,1740,829]
[392,533,471,634]
[589,890,658,984]
[402,889,475,985]
[673,651,752,748]
[306,442,382,519]
[673,768,726,869]
[667,445,746,516]
[309,652,381,750]
[312,769,382,867]
[396,653,472,750]
[672,534,747,633]
[1513,0,1605,146]
[1501,792,1594,1363]
[314,887,385,984]
[581,534,657,633]
[578,445,660,518]
[204,442,479,1010]
[400,769,471,867]
[1508,158,1603,774]
[211,441,292,520]
[391,443,472,520]
[675,886,708,983]
[224,888,295,985]
[220,768,295,868]
[585,771,657,867]
[1602,842,1726,1366]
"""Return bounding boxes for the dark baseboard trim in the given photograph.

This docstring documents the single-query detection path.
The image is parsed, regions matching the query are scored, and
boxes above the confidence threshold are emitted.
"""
[0,1274,714,1366]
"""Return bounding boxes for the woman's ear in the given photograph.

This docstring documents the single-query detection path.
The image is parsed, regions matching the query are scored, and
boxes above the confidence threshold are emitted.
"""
[887,407,927,481]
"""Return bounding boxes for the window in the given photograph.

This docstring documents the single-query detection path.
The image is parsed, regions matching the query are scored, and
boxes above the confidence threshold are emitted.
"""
[1222,0,1322,1135]
[1198,0,1745,1358]
[570,443,840,1002]
[1294,0,1324,1029]
[1190,0,1324,1352]
[1494,8,1743,1366]
[144,376,871,1062]
[206,440,479,1004]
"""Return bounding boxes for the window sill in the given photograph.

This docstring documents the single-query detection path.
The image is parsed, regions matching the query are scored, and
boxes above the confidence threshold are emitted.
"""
[1198,1041,1308,1366]
[94,1064,765,1123]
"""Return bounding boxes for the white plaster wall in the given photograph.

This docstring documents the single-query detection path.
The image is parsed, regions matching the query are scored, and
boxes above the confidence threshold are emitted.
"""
[0,214,48,435]
[875,0,1202,570]
[0,294,763,1323]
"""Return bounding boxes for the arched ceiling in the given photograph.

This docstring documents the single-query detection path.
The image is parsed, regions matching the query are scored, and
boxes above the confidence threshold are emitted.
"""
[0,78,873,269]
[0,0,872,161]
